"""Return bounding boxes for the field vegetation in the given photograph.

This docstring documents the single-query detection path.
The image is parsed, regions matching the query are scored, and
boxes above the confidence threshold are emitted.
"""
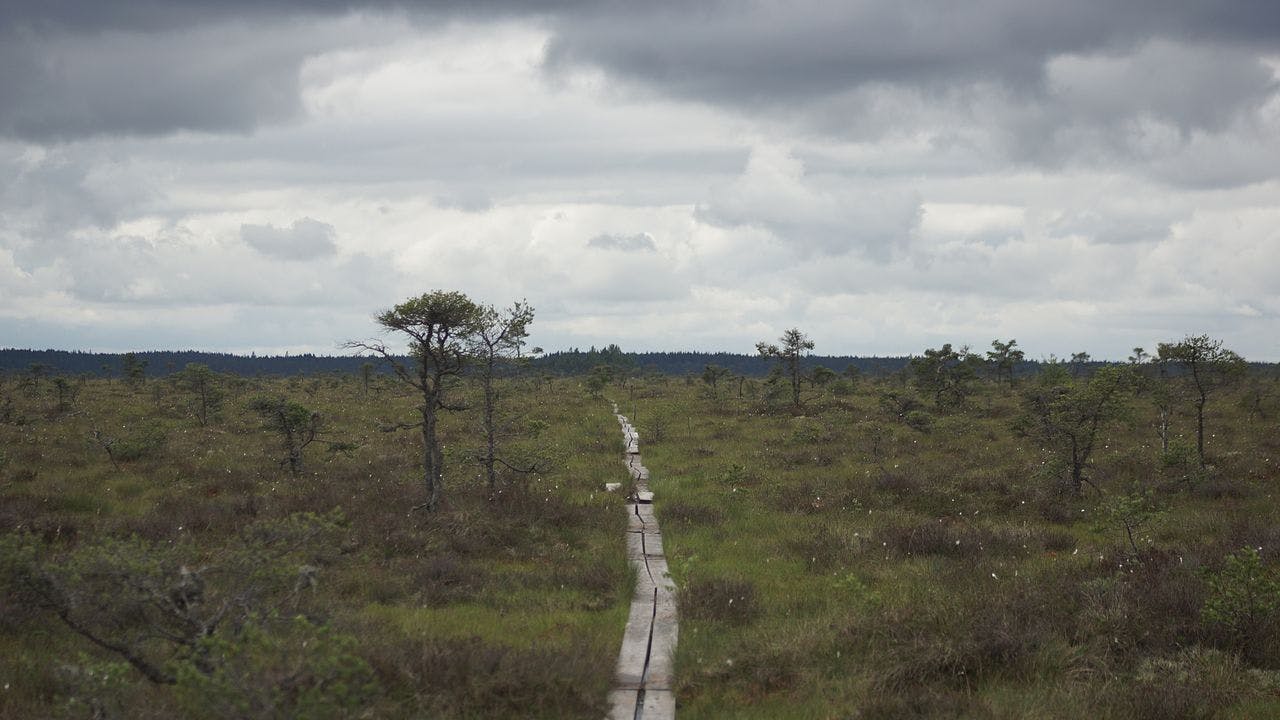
[0,366,629,719]
[621,337,1280,718]
[3,328,1280,719]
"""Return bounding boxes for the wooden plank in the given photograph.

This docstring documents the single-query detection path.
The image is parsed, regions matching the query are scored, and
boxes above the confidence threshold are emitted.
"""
[626,530,646,561]
[611,401,678,719]
[607,689,639,720]
[643,530,665,558]
[641,689,677,719]
[646,554,676,591]
[628,510,648,532]
[634,503,657,525]
[645,588,679,690]
[614,588,655,689]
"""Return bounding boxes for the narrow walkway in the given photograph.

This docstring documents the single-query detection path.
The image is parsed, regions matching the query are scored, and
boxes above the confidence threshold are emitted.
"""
[608,403,678,720]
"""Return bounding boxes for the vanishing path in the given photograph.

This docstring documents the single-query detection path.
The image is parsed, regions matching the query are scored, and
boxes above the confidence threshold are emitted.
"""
[608,403,678,720]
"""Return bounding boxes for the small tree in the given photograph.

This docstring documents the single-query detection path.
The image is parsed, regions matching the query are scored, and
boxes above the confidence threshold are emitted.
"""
[1069,351,1092,378]
[1203,548,1280,658]
[809,365,837,387]
[52,376,80,412]
[468,301,536,496]
[1020,365,1135,495]
[1158,335,1246,468]
[27,363,47,391]
[122,353,148,387]
[250,397,320,476]
[986,338,1025,387]
[346,290,482,511]
[585,364,614,398]
[701,364,731,398]
[359,361,375,395]
[179,363,223,426]
[910,343,979,410]
[756,328,814,409]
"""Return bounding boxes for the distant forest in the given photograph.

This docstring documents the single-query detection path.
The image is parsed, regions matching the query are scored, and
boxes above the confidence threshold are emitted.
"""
[3,345,1274,380]
[0,346,913,379]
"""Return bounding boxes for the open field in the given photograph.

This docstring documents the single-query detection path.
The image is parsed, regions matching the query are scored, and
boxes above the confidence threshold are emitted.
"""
[0,372,629,719]
[3,358,1280,718]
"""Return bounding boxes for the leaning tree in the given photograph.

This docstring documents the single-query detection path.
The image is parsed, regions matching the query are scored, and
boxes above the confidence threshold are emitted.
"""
[347,290,483,511]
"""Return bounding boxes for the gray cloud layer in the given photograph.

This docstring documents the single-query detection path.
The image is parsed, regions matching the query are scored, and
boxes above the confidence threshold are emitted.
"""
[1,2,1278,359]
[242,218,338,260]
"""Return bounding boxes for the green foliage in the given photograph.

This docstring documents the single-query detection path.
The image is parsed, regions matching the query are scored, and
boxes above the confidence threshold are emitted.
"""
[1202,548,1280,642]
[92,421,168,467]
[1158,334,1246,467]
[121,352,148,387]
[910,343,980,409]
[250,396,320,475]
[585,364,613,397]
[179,363,224,426]
[986,338,1025,386]
[1099,488,1163,557]
[808,365,836,387]
[756,328,814,409]
[175,614,378,720]
[1020,364,1136,494]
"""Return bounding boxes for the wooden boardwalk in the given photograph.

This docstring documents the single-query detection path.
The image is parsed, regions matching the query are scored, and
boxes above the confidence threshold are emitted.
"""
[608,404,678,720]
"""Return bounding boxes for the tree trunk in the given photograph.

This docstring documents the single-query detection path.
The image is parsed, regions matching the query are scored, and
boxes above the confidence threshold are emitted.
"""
[1070,437,1083,495]
[1196,396,1207,468]
[483,357,497,496]
[421,399,441,510]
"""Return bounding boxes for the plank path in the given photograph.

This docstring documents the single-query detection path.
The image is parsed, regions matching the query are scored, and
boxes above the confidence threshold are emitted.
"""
[608,403,678,720]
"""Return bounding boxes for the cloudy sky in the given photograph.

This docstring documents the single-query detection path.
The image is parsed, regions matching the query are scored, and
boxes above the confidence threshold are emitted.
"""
[2,1,1278,360]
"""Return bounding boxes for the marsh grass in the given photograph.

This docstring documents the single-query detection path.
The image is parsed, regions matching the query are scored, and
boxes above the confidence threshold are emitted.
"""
[0,373,627,718]
[634,371,1280,718]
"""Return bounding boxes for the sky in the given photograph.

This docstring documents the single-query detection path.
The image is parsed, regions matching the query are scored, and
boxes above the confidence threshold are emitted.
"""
[1,1,1279,360]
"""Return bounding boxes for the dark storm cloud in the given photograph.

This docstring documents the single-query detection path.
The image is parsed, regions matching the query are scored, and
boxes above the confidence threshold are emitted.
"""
[3,0,1277,143]
[0,26,313,141]
[0,0,602,141]
[543,0,1280,103]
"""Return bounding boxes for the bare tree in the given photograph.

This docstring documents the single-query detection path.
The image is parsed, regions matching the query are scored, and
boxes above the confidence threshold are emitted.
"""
[346,291,482,511]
